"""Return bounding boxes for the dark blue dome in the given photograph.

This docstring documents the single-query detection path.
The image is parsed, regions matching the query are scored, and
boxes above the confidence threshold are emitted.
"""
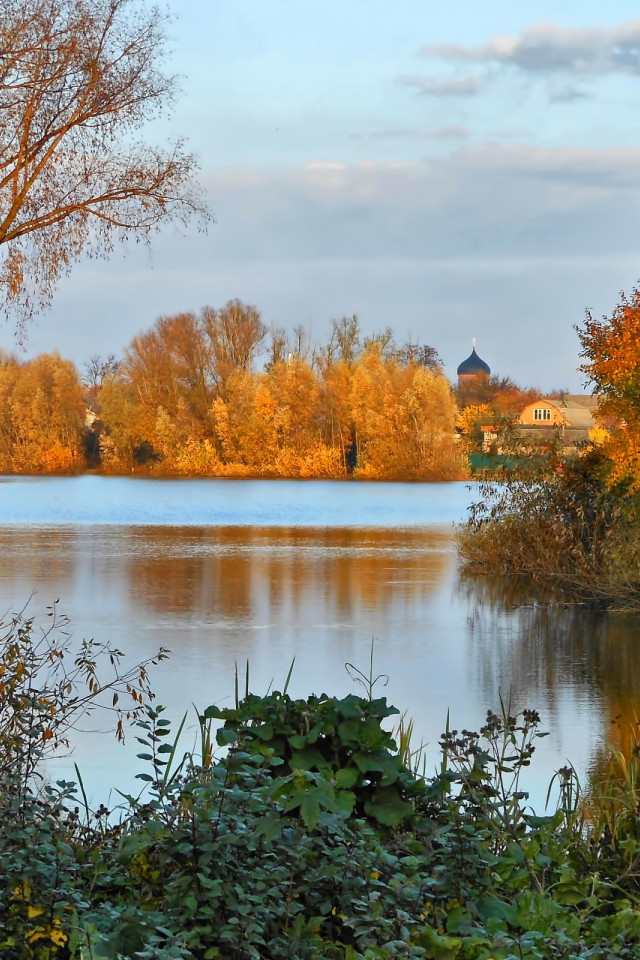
[457,347,490,377]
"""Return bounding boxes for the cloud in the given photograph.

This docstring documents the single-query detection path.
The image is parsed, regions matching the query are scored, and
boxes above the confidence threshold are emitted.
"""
[547,82,593,102]
[399,74,485,96]
[35,146,640,393]
[458,143,640,188]
[197,146,640,271]
[421,20,640,76]
[362,126,470,141]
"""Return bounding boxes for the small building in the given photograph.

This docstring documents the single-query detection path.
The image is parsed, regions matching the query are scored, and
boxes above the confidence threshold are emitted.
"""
[478,395,601,454]
[519,395,599,446]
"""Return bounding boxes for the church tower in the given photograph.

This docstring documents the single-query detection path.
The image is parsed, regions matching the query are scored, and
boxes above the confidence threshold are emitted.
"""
[456,340,491,387]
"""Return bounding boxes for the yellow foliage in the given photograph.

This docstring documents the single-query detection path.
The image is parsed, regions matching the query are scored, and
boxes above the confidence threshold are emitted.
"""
[352,359,466,479]
[26,916,67,948]
[456,404,491,435]
[0,352,85,473]
[97,324,467,479]
[172,438,223,476]
[587,425,610,447]
[40,441,76,472]
[299,443,343,479]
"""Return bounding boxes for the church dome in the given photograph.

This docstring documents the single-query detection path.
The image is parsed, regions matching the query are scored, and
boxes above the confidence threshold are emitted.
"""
[457,346,490,377]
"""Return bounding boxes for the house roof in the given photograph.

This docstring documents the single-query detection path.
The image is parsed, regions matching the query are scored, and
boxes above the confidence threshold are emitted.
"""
[524,395,597,429]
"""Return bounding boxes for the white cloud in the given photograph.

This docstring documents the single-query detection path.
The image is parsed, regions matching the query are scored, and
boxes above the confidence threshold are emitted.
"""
[457,143,640,187]
[358,126,470,141]
[547,82,592,102]
[421,20,640,76]
[399,74,485,96]
[201,146,640,266]
[22,146,640,393]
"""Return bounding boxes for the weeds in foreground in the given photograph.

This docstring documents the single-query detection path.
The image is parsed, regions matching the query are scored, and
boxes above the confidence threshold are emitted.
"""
[3,623,640,958]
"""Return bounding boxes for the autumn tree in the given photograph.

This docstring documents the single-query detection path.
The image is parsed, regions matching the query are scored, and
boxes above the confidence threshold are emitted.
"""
[317,315,361,367]
[99,311,213,468]
[97,371,142,469]
[0,352,86,471]
[317,357,355,472]
[456,373,538,414]
[363,327,397,361]
[456,404,492,455]
[0,352,20,467]
[350,345,464,480]
[0,0,207,333]
[212,359,341,478]
[83,354,119,390]
[398,342,441,370]
[202,300,267,396]
[97,302,266,469]
[577,285,640,483]
[265,325,289,370]
[313,316,364,470]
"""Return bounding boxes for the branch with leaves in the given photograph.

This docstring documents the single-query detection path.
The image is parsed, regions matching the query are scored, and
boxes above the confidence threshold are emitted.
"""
[0,0,209,334]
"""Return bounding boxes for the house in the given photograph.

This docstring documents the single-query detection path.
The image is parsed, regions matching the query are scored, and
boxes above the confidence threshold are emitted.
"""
[518,395,599,447]
[478,395,601,454]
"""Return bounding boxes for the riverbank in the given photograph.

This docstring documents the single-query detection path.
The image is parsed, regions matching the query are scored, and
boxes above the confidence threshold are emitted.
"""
[458,450,640,611]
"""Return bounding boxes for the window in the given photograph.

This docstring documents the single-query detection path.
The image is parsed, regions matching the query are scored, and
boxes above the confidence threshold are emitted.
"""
[533,407,552,421]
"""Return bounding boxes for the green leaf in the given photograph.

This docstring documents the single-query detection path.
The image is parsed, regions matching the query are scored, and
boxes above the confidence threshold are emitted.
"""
[353,750,400,783]
[300,792,321,830]
[253,722,274,741]
[553,881,587,905]
[334,789,356,818]
[203,704,225,719]
[364,787,414,827]
[291,747,326,771]
[335,694,364,719]
[216,727,238,746]
[335,767,359,789]
[416,923,462,960]
[289,734,307,749]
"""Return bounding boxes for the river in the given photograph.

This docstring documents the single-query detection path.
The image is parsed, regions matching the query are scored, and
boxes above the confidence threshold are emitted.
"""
[0,475,635,812]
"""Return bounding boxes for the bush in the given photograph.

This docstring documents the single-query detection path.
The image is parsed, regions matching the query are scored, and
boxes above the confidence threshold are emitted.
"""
[458,446,640,609]
[4,624,640,958]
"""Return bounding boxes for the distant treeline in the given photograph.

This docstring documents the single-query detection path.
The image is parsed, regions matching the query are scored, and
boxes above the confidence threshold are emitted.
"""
[0,304,472,479]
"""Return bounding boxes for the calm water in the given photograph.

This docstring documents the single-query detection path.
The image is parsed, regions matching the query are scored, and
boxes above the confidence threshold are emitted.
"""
[0,475,636,811]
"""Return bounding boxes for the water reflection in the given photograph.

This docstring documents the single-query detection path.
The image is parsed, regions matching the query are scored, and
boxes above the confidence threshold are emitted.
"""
[1,521,638,808]
[0,522,456,710]
[127,526,451,622]
[459,574,640,767]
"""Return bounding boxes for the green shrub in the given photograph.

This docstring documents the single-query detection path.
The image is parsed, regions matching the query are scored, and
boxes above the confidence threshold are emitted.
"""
[4,622,640,958]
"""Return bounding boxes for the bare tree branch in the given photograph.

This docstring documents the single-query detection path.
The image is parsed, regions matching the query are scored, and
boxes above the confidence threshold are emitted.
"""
[0,0,210,337]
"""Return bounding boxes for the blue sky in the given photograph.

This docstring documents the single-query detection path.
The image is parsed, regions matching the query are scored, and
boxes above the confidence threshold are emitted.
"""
[12,0,640,391]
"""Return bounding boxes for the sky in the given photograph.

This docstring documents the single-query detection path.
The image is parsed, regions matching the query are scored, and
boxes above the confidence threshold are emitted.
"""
[9,0,640,392]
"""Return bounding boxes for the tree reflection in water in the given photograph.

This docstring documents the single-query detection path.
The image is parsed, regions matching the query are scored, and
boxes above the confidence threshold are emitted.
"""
[458,572,640,780]
[126,526,452,623]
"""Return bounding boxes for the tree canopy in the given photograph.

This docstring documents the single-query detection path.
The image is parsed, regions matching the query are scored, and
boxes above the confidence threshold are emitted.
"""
[577,285,640,485]
[0,0,208,333]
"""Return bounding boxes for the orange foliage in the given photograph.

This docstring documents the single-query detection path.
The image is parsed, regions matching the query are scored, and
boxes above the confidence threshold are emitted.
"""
[456,374,539,416]
[0,352,85,473]
[578,286,640,484]
[351,347,466,480]
[95,312,467,480]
